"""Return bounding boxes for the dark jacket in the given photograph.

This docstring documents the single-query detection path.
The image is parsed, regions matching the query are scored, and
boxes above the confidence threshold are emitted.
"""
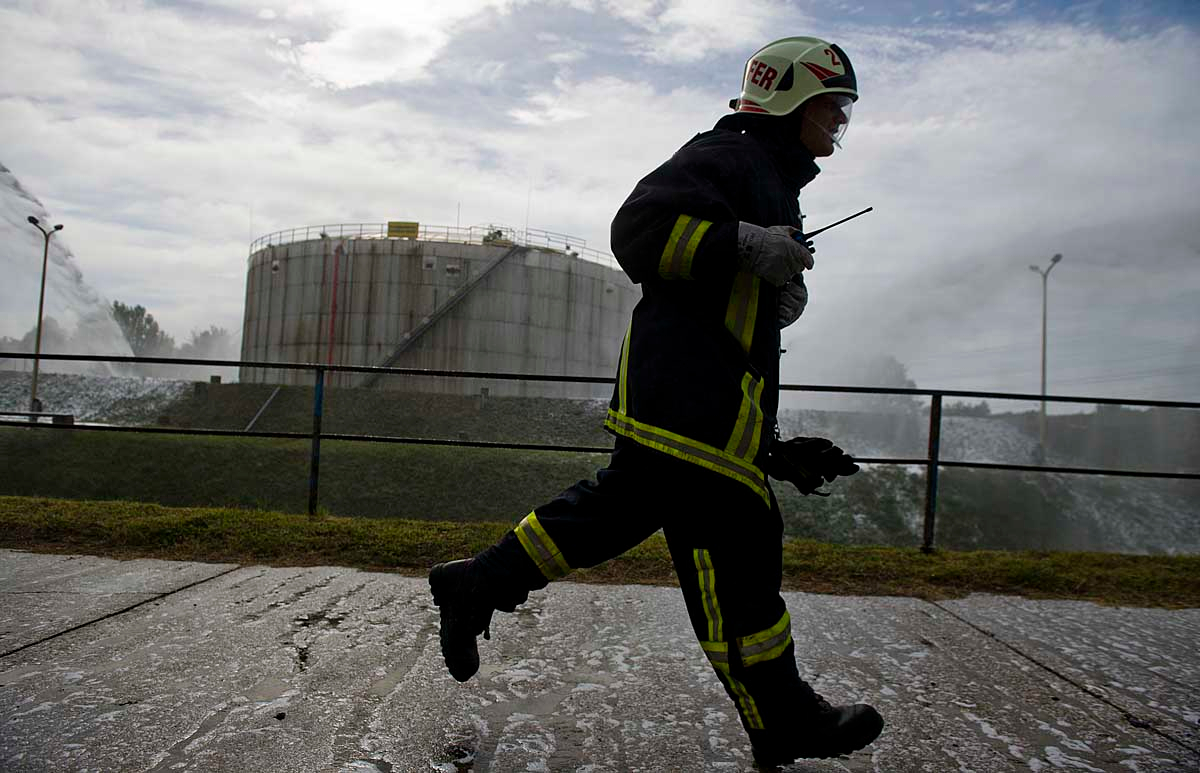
[607,114,820,504]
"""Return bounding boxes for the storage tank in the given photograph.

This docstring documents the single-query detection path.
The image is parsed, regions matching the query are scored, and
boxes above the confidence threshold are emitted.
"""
[239,224,639,398]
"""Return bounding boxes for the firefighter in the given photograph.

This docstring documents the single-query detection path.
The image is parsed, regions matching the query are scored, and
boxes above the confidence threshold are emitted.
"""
[430,36,884,765]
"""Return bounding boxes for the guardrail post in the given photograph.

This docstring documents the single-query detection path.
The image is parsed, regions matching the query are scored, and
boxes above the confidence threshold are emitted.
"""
[308,367,325,517]
[922,393,943,553]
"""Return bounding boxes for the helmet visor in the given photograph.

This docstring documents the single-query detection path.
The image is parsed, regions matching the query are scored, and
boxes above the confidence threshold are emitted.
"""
[805,94,854,146]
[830,95,853,144]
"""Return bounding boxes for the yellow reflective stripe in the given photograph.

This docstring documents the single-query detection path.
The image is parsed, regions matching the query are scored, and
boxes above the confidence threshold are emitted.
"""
[659,215,690,276]
[604,409,769,505]
[659,215,711,279]
[514,512,571,581]
[724,271,760,353]
[745,375,765,461]
[617,320,631,414]
[738,611,793,667]
[700,640,730,672]
[679,218,710,278]
[725,674,764,730]
[725,372,765,462]
[704,646,763,730]
[605,410,763,482]
[694,549,723,641]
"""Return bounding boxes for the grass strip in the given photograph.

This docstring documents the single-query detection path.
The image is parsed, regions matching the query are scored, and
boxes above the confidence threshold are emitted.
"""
[0,427,605,522]
[1,496,1197,609]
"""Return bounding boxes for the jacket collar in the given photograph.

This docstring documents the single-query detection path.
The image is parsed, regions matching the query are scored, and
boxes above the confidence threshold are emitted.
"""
[714,112,821,193]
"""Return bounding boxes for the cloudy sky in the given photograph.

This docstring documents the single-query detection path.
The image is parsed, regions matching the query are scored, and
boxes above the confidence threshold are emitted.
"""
[1,0,1197,403]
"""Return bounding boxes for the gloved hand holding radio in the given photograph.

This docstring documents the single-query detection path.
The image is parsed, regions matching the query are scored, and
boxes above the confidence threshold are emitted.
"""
[737,222,814,286]
[764,436,859,496]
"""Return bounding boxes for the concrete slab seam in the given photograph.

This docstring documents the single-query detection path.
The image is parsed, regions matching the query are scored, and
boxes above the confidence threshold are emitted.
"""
[0,564,243,660]
[930,598,1198,757]
[996,595,1198,693]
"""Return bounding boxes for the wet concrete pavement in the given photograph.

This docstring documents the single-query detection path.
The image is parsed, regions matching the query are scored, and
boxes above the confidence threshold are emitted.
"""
[1,549,1197,772]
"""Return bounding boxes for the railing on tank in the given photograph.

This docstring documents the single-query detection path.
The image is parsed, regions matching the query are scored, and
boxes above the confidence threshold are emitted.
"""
[2,352,1197,553]
[247,223,618,269]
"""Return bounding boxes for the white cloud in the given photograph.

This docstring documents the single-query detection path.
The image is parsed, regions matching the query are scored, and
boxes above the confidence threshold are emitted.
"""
[604,0,804,63]
[548,50,587,64]
[285,0,525,87]
[971,1,1017,15]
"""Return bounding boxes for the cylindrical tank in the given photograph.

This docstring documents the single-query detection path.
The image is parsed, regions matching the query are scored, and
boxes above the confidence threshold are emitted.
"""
[239,226,639,398]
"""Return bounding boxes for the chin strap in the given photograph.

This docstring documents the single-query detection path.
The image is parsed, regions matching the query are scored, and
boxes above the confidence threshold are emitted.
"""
[807,115,842,149]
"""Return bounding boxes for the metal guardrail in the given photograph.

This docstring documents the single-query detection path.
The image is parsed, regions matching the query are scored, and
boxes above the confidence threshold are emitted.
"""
[0,411,74,425]
[247,222,618,269]
[2,352,1197,552]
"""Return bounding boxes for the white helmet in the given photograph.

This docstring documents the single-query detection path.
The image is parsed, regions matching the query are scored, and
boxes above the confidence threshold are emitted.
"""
[730,36,858,144]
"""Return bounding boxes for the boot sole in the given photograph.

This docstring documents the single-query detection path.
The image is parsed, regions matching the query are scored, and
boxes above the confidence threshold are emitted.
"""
[753,710,884,765]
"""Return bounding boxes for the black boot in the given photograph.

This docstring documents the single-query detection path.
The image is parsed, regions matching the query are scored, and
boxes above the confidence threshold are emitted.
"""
[428,559,497,682]
[750,695,884,765]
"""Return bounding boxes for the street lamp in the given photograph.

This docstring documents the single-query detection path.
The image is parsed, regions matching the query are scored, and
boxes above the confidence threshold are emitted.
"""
[1029,253,1063,461]
[26,215,63,417]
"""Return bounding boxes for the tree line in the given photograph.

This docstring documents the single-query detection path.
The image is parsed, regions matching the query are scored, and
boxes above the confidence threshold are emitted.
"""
[108,301,235,359]
[0,301,235,361]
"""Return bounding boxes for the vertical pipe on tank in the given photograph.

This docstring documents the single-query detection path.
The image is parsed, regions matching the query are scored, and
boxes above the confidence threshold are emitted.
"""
[281,253,292,383]
[327,241,342,368]
[266,249,276,384]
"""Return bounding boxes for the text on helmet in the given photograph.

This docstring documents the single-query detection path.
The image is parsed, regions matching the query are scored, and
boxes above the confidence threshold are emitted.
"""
[748,59,779,91]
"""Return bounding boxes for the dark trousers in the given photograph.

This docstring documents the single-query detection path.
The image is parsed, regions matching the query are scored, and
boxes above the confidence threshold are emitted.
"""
[476,438,809,735]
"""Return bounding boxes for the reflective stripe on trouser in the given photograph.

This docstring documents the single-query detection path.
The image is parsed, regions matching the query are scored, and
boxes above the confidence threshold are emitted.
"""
[702,609,794,670]
[689,547,798,733]
[515,511,572,581]
[694,548,774,730]
[694,549,724,641]
[738,610,792,667]
[701,639,764,730]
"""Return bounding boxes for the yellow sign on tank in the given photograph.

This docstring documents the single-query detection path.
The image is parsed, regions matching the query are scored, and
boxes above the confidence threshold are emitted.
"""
[387,221,419,238]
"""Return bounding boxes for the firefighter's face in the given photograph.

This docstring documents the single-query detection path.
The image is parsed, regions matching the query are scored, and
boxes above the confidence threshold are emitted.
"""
[800,95,849,157]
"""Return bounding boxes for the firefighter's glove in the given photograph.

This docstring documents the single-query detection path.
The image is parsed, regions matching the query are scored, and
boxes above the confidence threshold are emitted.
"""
[778,276,808,329]
[737,222,814,287]
[765,436,859,496]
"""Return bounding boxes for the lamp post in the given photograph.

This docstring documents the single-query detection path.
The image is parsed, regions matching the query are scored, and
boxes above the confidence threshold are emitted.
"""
[1029,253,1062,461]
[26,216,63,417]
